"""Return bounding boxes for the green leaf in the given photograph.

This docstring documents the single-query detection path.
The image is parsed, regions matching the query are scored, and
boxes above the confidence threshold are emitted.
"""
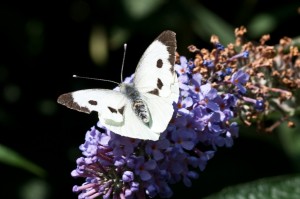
[20,179,49,199]
[204,174,300,199]
[247,13,277,38]
[0,144,46,177]
[122,0,166,19]
[247,3,300,38]
[278,117,300,171]
[186,3,235,44]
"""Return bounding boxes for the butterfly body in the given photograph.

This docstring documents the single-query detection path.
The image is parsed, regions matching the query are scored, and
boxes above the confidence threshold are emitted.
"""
[58,30,178,141]
[120,83,150,124]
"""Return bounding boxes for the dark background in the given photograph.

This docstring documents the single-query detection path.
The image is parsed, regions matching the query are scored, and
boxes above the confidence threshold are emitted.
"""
[1,0,300,198]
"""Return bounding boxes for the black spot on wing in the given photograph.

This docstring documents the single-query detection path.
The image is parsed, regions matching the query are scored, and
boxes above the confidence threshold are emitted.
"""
[108,106,118,114]
[157,78,163,90]
[156,30,176,71]
[118,106,125,115]
[148,89,159,96]
[88,100,97,105]
[57,93,90,113]
[156,59,163,68]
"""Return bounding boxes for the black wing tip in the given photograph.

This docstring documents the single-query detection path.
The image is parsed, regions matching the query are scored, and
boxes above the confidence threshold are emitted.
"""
[57,93,72,104]
[57,93,91,114]
[161,30,176,36]
[156,30,177,67]
[157,30,176,43]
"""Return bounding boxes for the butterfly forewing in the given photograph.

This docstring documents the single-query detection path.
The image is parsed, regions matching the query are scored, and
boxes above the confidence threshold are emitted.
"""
[133,30,179,134]
[58,89,127,124]
[134,30,178,100]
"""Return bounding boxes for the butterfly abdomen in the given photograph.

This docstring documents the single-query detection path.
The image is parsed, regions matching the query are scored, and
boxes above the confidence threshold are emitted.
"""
[132,99,150,123]
[121,84,150,124]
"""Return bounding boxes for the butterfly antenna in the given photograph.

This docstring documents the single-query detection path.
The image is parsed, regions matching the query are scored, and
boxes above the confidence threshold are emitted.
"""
[120,43,127,82]
[73,75,119,85]
[72,44,127,85]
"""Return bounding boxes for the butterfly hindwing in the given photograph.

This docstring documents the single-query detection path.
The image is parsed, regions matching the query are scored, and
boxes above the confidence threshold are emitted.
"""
[142,93,176,133]
[103,104,160,140]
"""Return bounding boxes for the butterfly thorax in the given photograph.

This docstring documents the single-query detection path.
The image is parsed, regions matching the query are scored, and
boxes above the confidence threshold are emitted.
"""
[120,83,150,124]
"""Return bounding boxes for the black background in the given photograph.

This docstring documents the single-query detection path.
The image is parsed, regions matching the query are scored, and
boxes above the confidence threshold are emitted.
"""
[0,1,300,198]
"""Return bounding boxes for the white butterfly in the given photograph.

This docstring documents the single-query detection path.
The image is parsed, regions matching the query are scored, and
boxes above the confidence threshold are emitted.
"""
[57,30,179,141]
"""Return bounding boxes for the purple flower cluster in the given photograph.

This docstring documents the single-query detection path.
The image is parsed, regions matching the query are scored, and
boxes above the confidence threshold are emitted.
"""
[66,25,300,197]
[71,55,250,198]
